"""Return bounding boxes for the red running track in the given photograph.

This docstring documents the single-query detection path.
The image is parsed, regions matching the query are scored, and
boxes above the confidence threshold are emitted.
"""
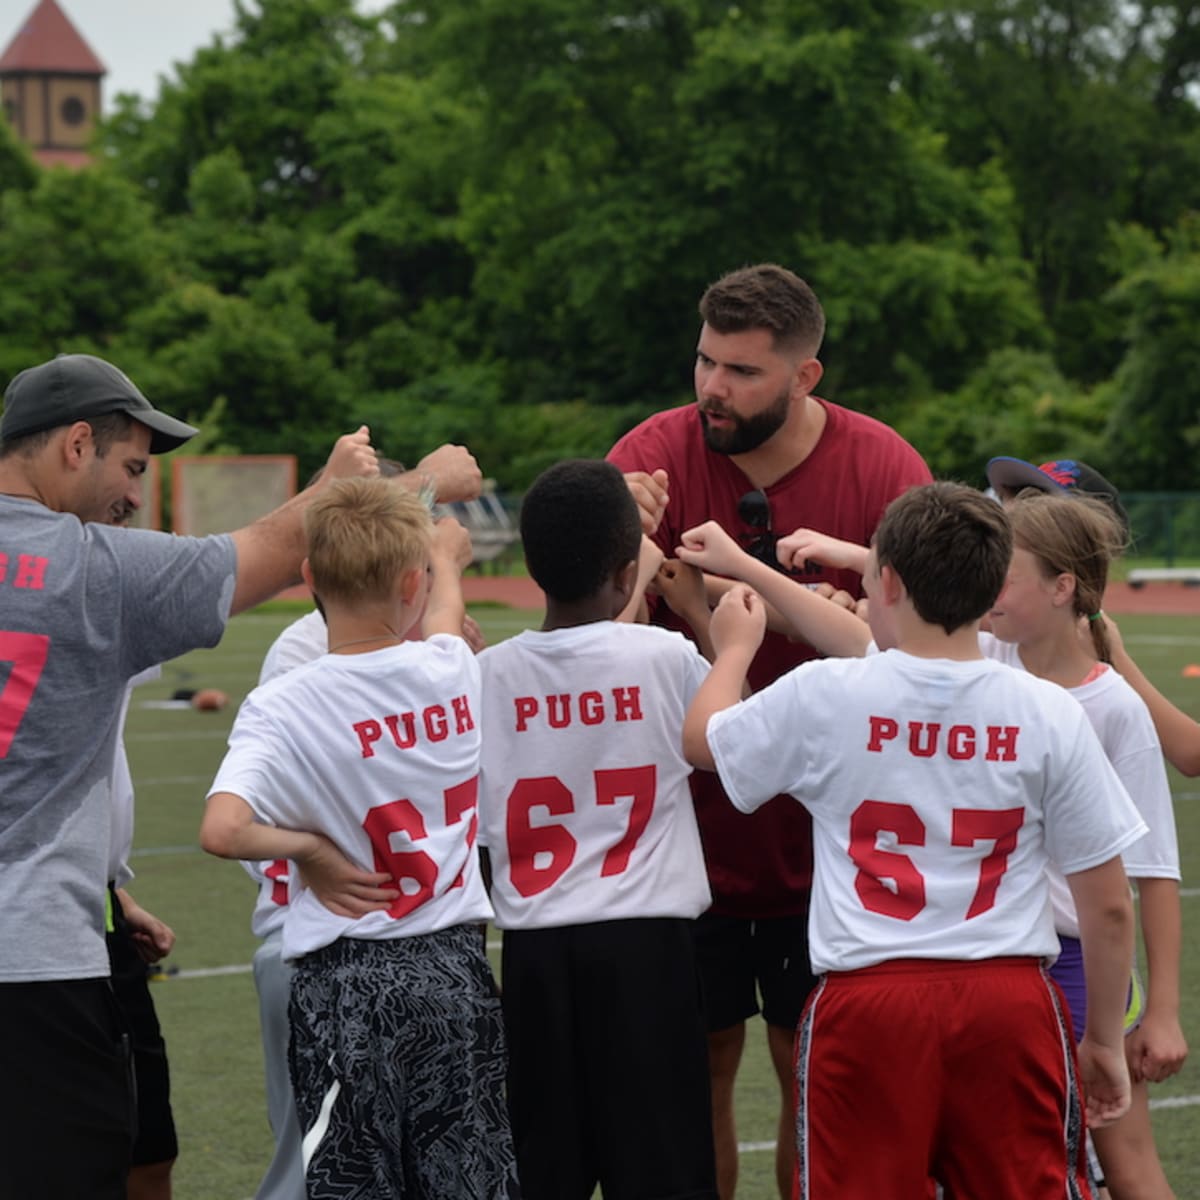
[283,576,1200,616]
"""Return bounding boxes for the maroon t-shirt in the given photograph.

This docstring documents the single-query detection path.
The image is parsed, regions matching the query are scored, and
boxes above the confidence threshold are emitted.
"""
[608,399,931,916]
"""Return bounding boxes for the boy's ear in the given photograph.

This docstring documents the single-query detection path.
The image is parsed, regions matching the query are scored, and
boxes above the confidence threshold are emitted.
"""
[300,557,315,591]
[399,564,426,606]
[614,557,640,606]
[878,562,905,608]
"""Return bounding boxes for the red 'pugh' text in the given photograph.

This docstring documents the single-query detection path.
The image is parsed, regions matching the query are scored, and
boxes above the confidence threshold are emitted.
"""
[0,553,48,590]
[866,715,1019,761]
[514,686,644,732]
[353,694,475,758]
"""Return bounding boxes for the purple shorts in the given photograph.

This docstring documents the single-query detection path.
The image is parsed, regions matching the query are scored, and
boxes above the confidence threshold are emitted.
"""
[1048,935,1142,1043]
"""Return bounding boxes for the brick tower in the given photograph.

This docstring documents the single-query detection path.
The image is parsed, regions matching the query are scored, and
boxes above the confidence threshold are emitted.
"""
[0,0,104,168]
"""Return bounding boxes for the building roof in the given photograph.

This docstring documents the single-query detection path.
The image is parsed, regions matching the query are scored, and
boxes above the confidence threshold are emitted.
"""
[0,0,105,76]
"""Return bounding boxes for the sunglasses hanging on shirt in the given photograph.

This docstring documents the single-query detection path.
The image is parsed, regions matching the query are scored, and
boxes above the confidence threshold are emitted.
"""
[737,489,788,573]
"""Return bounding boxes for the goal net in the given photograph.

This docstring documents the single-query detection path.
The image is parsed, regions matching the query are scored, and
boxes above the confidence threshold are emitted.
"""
[171,455,297,537]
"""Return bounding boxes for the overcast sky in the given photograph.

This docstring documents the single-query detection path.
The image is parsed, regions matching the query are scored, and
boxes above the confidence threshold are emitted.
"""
[0,1,386,110]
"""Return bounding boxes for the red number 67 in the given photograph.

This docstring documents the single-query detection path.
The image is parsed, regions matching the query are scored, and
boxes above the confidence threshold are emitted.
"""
[848,799,1024,922]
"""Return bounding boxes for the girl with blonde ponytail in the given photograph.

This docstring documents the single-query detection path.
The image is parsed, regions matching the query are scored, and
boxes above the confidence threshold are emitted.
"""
[985,490,1186,1200]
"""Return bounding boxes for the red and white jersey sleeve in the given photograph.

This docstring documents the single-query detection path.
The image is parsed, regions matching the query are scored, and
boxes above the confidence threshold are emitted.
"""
[707,651,1147,973]
[209,636,491,960]
[477,622,712,929]
[241,856,292,940]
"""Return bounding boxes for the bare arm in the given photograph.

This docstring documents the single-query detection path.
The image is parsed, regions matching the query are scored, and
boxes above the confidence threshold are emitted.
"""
[776,527,869,574]
[228,426,379,615]
[1127,877,1188,1083]
[409,444,483,503]
[682,586,766,771]
[1065,856,1137,1127]
[617,536,665,623]
[1105,614,1200,775]
[701,572,860,640]
[655,559,716,661]
[678,521,871,658]
[113,889,175,963]
[423,518,471,638]
[461,613,488,654]
[200,792,396,917]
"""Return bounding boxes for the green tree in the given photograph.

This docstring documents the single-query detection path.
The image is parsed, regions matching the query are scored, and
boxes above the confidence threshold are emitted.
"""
[121,279,350,463]
[0,117,38,195]
[919,0,1200,381]
[1099,218,1200,489]
[102,0,386,224]
[898,346,1105,484]
[387,0,1041,439]
[0,167,168,381]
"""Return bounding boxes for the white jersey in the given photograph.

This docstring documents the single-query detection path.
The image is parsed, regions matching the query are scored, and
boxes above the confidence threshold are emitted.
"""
[108,665,163,887]
[242,609,330,939]
[708,649,1147,974]
[258,608,328,685]
[209,636,492,960]
[980,634,1180,937]
[478,622,712,929]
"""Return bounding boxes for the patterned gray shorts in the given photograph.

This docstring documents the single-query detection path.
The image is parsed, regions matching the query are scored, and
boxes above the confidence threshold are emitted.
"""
[289,924,520,1199]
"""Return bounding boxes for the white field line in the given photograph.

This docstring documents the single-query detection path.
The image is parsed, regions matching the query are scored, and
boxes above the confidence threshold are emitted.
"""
[126,730,229,742]
[129,844,202,858]
[158,969,1200,1128]
[136,775,212,786]
[734,1093,1199,1154]
[170,964,254,979]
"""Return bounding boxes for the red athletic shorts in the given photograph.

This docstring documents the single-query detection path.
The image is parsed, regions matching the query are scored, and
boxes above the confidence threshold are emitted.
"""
[794,957,1090,1200]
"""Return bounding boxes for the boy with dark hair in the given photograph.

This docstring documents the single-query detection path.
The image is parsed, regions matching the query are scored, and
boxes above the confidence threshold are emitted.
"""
[477,459,717,1199]
[200,477,518,1200]
[684,481,1145,1199]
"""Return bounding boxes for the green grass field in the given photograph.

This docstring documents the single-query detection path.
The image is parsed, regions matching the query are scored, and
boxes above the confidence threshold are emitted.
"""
[122,604,1200,1199]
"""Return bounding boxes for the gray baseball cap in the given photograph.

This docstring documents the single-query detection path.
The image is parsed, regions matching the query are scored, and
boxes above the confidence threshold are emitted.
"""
[1,354,197,454]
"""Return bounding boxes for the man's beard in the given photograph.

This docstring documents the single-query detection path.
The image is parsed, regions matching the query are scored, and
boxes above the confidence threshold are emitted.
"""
[698,387,790,455]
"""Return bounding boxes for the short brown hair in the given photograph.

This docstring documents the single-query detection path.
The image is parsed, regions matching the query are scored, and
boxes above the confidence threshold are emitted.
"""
[874,483,1012,634]
[1006,491,1126,662]
[305,477,432,607]
[0,411,137,460]
[698,263,826,356]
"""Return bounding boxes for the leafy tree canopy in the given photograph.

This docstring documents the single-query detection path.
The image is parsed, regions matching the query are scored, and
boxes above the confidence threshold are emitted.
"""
[1,0,1197,493]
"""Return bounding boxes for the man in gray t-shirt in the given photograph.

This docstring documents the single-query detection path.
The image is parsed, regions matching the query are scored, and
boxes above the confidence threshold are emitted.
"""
[0,353,381,1199]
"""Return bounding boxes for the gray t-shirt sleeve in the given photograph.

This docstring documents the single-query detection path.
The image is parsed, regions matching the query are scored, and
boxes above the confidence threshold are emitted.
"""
[86,526,237,676]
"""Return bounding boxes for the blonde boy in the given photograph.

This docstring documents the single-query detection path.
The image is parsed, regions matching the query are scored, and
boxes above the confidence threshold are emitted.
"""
[201,478,518,1200]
